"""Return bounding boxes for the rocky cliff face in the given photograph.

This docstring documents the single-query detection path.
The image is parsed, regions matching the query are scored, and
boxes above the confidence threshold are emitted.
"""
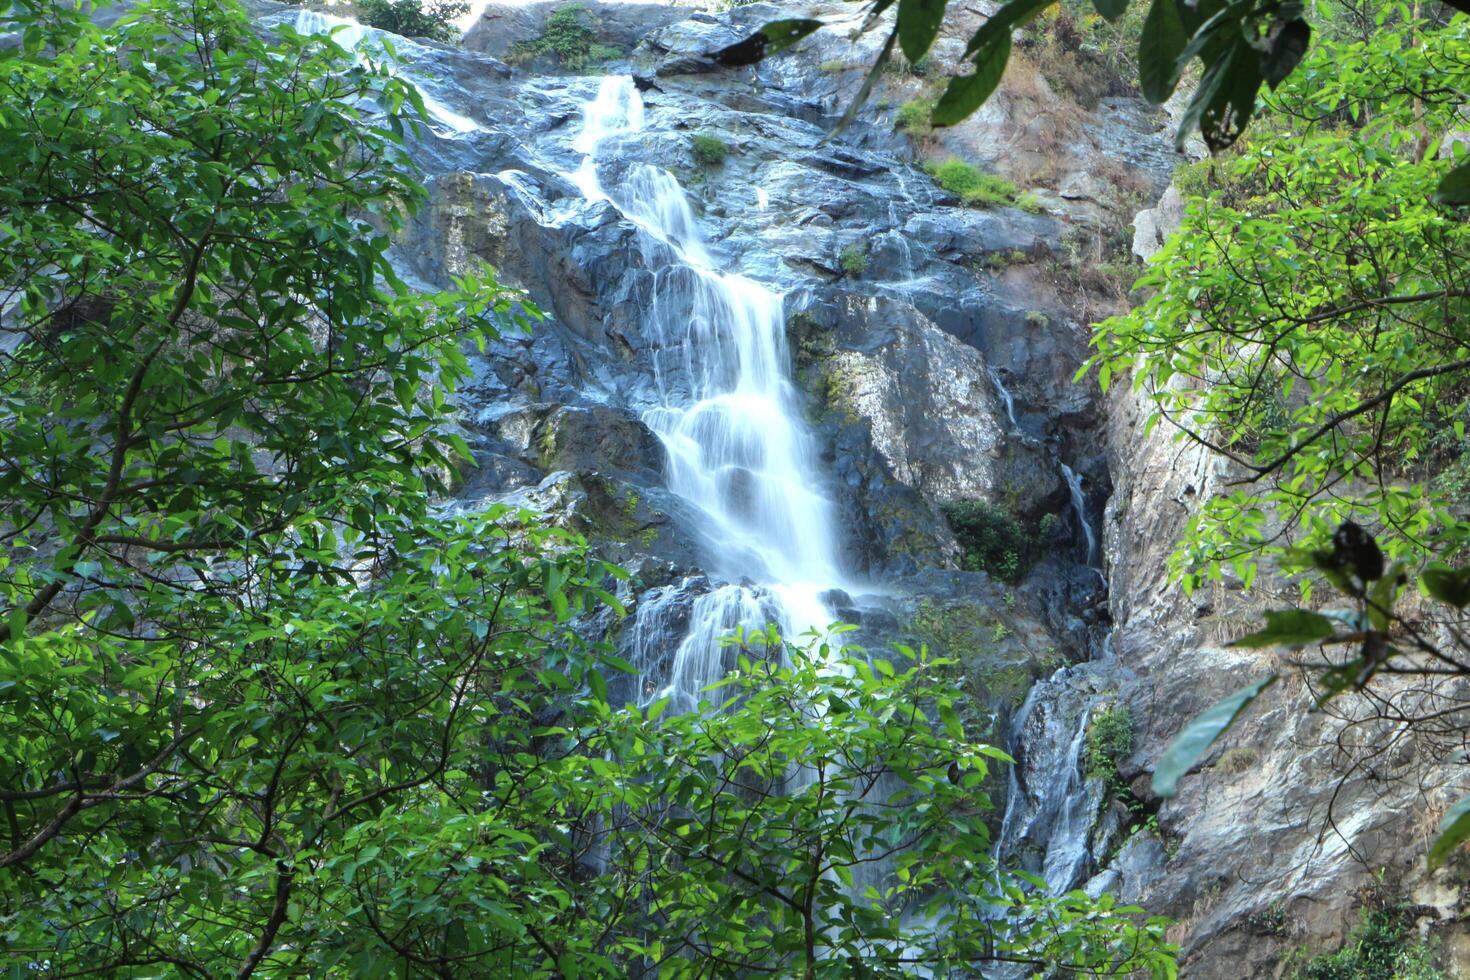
[278,0,1470,972]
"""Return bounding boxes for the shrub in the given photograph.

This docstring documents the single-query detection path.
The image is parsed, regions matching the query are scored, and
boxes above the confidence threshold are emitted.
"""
[941,500,1028,583]
[896,97,936,136]
[508,4,619,70]
[1085,703,1133,786]
[357,0,467,42]
[923,158,1031,209]
[1291,896,1445,980]
[839,243,868,277]
[692,132,729,166]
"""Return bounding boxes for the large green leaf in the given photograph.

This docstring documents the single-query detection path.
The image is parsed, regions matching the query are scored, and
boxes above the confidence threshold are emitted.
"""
[1152,675,1277,798]
[933,33,1011,126]
[1260,18,1310,89]
[1228,610,1337,649]
[1422,564,1470,609]
[1092,0,1128,22]
[1429,793,1470,869]
[1435,159,1470,206]
[961,0,1052,60]
[1137,0,1187,103]
[713,18,823,66]
[898,0,947,63]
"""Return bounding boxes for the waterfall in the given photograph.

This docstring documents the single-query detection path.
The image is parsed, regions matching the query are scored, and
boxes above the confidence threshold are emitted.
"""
[994,682,1101,895]
[988,366,1019,431]
[1061,463,1097,568]
[572,77,845,711]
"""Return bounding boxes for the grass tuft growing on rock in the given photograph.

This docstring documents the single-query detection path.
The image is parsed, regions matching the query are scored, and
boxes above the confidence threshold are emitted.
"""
[923,158,1042,212]
[839,243,867,277]
[691,133,729,166]
[895,97,936,137]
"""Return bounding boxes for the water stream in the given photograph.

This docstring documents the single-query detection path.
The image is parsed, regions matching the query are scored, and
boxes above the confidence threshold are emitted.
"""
[570,77,846,712]
[1061,462,1098,568]
[275,14,1117,928]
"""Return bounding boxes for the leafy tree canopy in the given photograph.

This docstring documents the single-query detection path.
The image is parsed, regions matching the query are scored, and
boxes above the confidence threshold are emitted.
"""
[1083,13,1470,867]
[357,0,467,43]
[1091,16,1470,594]
[0,0,1177,974]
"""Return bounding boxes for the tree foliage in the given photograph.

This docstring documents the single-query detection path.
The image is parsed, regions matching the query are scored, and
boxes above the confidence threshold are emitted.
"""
[1085,16,1470,867]
[0,0,1178,974]
[1090,17,1470,592]
[716,0,1470,201]
[356,0,468,43]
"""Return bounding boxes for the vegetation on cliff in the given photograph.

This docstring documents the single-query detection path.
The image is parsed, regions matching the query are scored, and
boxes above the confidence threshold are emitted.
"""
[1087,10,1470,887]
[0,0,1177,974]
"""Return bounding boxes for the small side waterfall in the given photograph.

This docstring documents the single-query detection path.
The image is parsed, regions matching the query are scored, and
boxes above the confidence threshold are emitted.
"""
[571,77,846,711]
[988,367,1019,431]
[1061,462,1098,568]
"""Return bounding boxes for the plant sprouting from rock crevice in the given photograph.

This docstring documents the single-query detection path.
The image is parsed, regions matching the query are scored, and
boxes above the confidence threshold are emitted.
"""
[508,4,621,70]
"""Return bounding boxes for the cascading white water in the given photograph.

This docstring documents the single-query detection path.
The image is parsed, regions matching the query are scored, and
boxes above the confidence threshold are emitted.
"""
[1061,462,1097,567]
[571,77,845,711]
[988,367,1019,431]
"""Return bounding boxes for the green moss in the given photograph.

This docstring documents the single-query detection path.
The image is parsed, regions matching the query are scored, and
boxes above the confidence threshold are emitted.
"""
[537,420,558,466]
[911,599,1029,703]
[923,158,1032,209]
[816,362,863,426]
[691,133,729,166]
[819,58,849,73]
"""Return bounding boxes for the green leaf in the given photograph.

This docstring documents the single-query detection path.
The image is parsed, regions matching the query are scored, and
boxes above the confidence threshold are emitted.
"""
[1366,564,1405,632]
[1422,564,1470,609]
[1152,675,1277,797]
[933,33,1012,126]
[1260,18,1310,89]
[1228,610,1337,649]
[1435,159,1470,206]
[1429,793,1470,869]
[1137,0,1187,103]
[961,0,1052,60]
[1092,0,1127,22]
[898,0,947,64]
[713,19,824,66]
[587,668,609,704]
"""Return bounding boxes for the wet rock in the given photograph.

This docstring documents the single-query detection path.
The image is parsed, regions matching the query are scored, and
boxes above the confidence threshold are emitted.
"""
[463,0,691,63]
[790,291,1065,520]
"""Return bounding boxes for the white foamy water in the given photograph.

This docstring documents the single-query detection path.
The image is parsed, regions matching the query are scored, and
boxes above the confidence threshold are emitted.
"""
[571,77,845,710]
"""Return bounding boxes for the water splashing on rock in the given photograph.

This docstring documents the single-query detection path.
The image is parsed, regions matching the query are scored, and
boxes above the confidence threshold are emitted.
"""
[572,77,846,709]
